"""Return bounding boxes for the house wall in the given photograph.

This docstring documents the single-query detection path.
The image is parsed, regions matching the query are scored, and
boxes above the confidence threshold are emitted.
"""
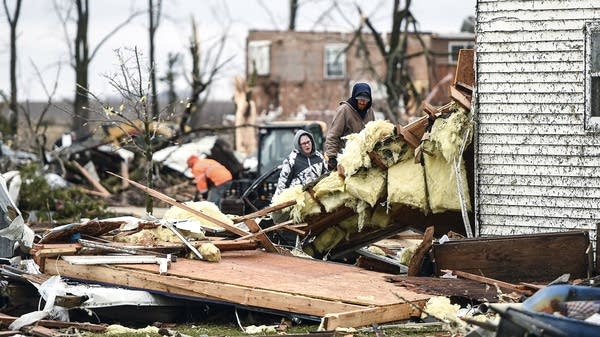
[475,1,600,239]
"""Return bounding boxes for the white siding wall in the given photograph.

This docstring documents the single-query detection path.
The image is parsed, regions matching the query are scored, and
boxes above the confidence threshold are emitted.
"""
[475,0,600,237]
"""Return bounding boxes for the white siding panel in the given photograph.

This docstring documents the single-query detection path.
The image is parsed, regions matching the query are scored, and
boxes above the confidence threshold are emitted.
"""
[478,123,583,135]
[479,18,587,32]
[478,92,582,104]
[479,143,600,156]
[478,154,600,167]
[479,61,582,73]
[479,72,583,83]
[479,113,582,125]
[480,215,596,235]
[478,50,582,63]
[478,30,584,43]
[477,41,583,53]
[480,182,600,198]
[479,0,600,11]
[479,174,600,189]
[478,82,582,94]
[479,8,600,22]
[480,194,600,209]
[478,164,599,178]
[477,103,581,115]
[480,204,598,220]
[479,134,600,146]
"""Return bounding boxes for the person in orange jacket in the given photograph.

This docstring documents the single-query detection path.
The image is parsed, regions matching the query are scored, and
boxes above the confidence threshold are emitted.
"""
[186,154,233,206]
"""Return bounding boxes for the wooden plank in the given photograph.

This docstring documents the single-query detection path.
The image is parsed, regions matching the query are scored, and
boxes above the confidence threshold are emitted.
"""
[46,250,430,307]
[46,259,367,317]
[322,301,426,330]
[232,200,297,223]
[71,160,111,198]
[407,226,433,276]
[432,231,590,283]
[243,219,279,253]
[453,49,474,89]
[450,85,472,110]
[442,269,532,296]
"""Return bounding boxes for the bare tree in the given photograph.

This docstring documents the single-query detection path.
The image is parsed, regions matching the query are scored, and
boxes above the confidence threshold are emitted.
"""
[288,0,298,30]
[160,52,180,108]
[148,0,162,119]
[350,0,428,124]
[87,48,167,213]
[2,0,22,139]
[179,17,233,133]
[54,0,140,137]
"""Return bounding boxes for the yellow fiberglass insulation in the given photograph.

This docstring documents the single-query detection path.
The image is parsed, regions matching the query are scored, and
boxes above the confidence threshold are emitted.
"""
[312,226,346,254]
[421,109,472,213]
[424,154,471,213]
[270,185,320,223]
[312,171,355,213]
[338,120,396,176]
[387,151,427,211]
[114,225,205,244]
[197,242,221,262]
[345,168,386,207]
[367,205,391,229]
[372,137,409,168]
[163,201,234,231]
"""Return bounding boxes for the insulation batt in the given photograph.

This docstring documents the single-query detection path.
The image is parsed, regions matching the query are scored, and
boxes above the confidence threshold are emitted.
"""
[163,201,234,231]
[338,120,396,176]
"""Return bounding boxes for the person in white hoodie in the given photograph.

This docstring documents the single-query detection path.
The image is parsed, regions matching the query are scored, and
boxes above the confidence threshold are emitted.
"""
[274,130,326,197]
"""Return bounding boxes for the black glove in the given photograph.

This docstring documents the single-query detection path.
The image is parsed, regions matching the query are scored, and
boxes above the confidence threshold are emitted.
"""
[327,157,337,171]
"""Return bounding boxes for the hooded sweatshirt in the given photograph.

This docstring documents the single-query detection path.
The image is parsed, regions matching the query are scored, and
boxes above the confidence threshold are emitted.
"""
[325,82,375,159]
[274,130,326,196]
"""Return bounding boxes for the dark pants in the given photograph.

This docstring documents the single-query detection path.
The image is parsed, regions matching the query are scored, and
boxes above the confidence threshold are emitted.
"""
[207,181,232,207]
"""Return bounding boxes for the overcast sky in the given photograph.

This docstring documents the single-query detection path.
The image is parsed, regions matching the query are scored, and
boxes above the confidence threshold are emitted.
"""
[0,0,476,103]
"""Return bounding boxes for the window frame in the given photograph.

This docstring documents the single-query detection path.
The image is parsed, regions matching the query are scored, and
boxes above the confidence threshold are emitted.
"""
[324,44,347,79]
[448,41,474,64]
[585,22,600,131]
[248,40,271,76]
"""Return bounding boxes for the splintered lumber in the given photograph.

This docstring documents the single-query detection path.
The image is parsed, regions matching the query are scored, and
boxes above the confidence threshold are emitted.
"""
[71,160,111,198]
[432,231,590,283]
[386,276,508,303]
[46,250,430,328]
[107,172,250,237]
[407,226,434,276]
[243,219,280,253]
[442,270,532,296]
[453,49,475,90]
[38,220,124,244]
[232,200,297,223]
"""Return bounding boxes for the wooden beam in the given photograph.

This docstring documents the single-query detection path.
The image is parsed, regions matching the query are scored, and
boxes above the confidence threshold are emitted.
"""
[0,313,106,332]
[450,86,472,110]
[322,301,426,330]
[107,172,250,237]
[442,269,532,296]
[71,161,111,198]
[232,200,297,223]
[243,219,280,253]
[407,226,434,276]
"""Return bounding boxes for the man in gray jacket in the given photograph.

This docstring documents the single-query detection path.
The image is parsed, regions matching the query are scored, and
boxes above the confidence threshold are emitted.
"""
[325,82,375,170]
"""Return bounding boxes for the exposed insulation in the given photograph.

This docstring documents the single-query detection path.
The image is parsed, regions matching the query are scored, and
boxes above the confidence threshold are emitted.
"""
[428,106,472,162]
[338,120,396,176]
[345,168,386,207]
[367,205,391,229]
[424,154,471,213]
[387,150,427,211]
[197,242,221,262]
[113,225,205,244]
[312,226,346,254]
[163,201,234,231]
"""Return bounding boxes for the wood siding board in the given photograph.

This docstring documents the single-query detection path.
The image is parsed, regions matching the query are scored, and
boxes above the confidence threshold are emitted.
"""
[480,184,600,199]
[479,174,600,188]
[479,72,583,83]
[479,134,600,146]
[479,204,599,219]
[480,216,596,231]
[477,163,600,177]
[478,154,600,168]
[479,19,590,32]
[478,30,584,43]
[479,92,582,103]
[477,41,584,53]
[479,113,583,124]
[478,144,600,156]
[478,83,583,94]
[478,50,583,63]
[478,8,600,22]
[478,62,582,73]
[479,0,600,11]
[478,123,585,135]
[479,194,600,209]
[478,103,582,114]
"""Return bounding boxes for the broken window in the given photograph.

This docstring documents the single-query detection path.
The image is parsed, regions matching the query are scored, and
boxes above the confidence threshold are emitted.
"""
[248,40,271,76]
[448,41,474,64]
[324,44,346,79]
[585,22,600,130]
